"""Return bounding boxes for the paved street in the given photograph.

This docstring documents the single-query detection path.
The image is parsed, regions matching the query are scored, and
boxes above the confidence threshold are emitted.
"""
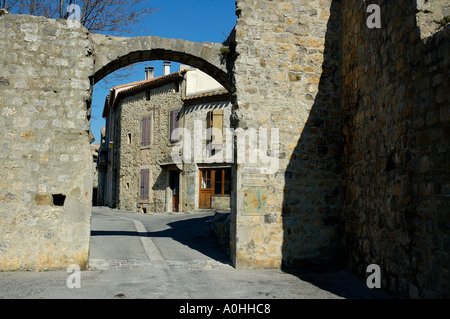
[0,207,391,299]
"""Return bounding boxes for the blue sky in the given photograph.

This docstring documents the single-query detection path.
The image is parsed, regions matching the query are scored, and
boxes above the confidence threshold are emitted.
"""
[90,0,237,144]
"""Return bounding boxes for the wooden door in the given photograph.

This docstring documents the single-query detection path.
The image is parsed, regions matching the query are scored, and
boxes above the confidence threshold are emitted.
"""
[199,169,212,209]
[169,170,180,212]
[173,195,179,212]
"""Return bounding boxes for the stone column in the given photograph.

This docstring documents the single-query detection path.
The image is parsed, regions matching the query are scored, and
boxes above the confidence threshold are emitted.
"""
[230,0,342,269]
[0,14,94,270]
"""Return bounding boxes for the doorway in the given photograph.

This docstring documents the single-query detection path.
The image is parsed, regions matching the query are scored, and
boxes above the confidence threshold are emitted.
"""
[169,170,180,212]
[199,169,213,209]
[198,167,231,209]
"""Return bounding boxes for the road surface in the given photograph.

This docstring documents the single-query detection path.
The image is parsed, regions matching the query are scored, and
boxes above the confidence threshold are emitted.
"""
[0,207,392,299]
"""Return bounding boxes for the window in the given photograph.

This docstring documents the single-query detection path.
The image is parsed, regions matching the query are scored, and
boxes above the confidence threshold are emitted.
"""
[127,133,132,144]
[141,115,151,146]
[200,170,212,189]
[169,109,180,143]
[207,110,224,151]
[140,169,150,201]
[213,168,231,196]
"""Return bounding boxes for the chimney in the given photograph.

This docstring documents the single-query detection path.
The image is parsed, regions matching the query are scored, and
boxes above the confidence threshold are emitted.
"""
[163,61,171,76]
[145,66,154,80]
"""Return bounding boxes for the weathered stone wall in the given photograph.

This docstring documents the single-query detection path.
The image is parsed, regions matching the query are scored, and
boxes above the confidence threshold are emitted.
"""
[114,92,148,212]
[415,0,450,39]
[115,83,182,213]
[0,14,94,270]
[1,4,448,298]
[341,0,449,298]
[230,0,449,298]
[230,0,342,268]
[144,83,181,213]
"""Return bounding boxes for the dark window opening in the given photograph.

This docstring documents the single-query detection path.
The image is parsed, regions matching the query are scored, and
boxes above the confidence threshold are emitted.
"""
[213,168,231,196]
[52,194,66,207]
[386,153,396,172]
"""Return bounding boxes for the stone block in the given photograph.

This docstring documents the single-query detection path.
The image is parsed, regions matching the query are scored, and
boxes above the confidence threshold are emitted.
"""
[34,194,52,206]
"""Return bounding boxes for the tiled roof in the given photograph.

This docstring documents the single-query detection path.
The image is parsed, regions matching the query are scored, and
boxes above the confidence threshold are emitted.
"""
[102,69,231,117]
[103,70,188,117]
[182,89,230,101]
[182,89,230,106]
[116,70,188,98]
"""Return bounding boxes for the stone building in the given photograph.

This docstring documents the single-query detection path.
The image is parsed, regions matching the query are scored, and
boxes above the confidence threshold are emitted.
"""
[1,0,448,298]
[97,63,233,214]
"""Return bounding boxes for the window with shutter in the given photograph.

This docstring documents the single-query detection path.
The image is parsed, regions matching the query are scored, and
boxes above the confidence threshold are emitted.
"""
[212,110,223,150]
[141,115,151,146]
[140,169,150,201]
[170,109,180,143]
[207,110,224,151]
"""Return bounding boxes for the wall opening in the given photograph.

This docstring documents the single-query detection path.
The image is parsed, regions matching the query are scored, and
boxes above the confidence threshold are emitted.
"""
[52,194,66,207]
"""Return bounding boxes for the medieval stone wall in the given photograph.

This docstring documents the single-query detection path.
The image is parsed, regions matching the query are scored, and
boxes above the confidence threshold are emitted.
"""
[230,0,449,298]
[229,0,342,269]
[341,0,449,298]
[1,2,448,298]
[0,14,94,270]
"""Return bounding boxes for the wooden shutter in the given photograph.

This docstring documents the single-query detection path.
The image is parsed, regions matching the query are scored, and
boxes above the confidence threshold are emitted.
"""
[140,169,149,201]
[206,111,213,143]
[141,118,146,146]
[211,110,223,150]
[141,116,151,146]
[170,110,180,143]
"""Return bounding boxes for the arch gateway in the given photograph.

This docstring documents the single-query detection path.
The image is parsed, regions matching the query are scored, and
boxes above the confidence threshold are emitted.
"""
[1,0,449,298]
[0,13,230,271]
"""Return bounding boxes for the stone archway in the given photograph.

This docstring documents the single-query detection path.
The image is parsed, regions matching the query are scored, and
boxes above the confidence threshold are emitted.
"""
[89,34,231,90]
[0,13,232,271]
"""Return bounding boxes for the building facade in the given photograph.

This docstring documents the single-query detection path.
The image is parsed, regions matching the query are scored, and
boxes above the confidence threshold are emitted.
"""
[98,63,233,214]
